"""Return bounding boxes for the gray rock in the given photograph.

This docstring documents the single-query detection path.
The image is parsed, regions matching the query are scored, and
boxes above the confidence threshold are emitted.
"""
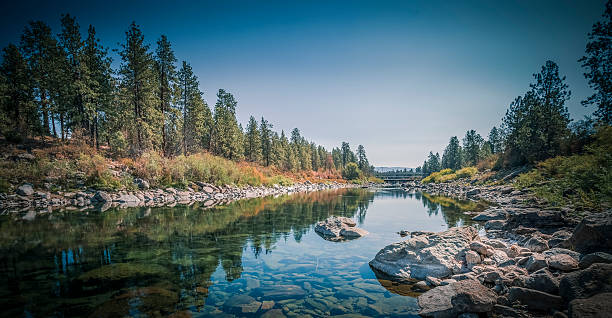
[418,280,497,318]
[485,220,505,230]
[568,213,612,254]
[548,254,578,271]
[472,209,508,221]
[525,253,548,272]
[470,241,494,257]
[465,250,481,267]
[548,230,572,248]
[504,210,567,233]
[508,287,563,312]
[559,263,612,302]
[579,252,612,269]
[569,293,612,318]
[466,189,481,197]
[223,294,261,314]
[524,268,560,295]
[251,285,306,300]
[370,227,479,280]
[525,236,549,253]
[315,216,367,241]
[134,178,150,190]
[16,184,34,196]
[93,191,111,203]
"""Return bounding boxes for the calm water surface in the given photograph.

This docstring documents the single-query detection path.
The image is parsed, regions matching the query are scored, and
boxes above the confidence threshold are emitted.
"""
[0,188,483,318]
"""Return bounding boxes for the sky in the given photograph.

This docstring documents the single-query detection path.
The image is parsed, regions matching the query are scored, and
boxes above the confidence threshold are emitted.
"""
[0,0,606,167]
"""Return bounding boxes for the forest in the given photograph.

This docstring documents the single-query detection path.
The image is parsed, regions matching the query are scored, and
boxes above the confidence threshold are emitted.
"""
[0,16,375,188]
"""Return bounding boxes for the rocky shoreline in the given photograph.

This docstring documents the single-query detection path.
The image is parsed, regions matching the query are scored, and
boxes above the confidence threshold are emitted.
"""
[370,180,612,317]
[0,181,359,214]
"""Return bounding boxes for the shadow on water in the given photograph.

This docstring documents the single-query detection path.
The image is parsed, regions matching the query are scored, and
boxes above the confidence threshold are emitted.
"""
[0,189,481,317]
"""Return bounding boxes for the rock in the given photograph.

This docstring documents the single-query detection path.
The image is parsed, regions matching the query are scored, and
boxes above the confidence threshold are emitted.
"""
[508,287,563,312]
[525,236,549,253]
[134,178,150,190]
[472,209,508,221]
[568,213,612,254]
[398,230,410,237]
[93,191,111,203]
[369,227,479,280]
[525,254,548,272]
[16,184,34,196]
[493,304,526,318]
[470,241,494,257]
[524,269,560,295]
[569,293,612,318]
[504,210,567,233]
[579,252,612,269]
[559,263,612,302]
[466,189,481,197]
[418,280,496,317]
[465,251,481,267]
[251,285,306,300]
[548,230,572,248]
[315,216,367,241]
[223,294,261,314]
[505,245,522,258]
[548,254,578,271]
[486,239,508,249]
[260,309,286,318]
[485,220,505,230]
[115,193,139,203]
[16,153,35,160]
[543,248,581,262]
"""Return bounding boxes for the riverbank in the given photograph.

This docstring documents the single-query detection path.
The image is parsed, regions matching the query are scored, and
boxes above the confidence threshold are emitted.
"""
[0,181,361,214]
[372,177,612,317]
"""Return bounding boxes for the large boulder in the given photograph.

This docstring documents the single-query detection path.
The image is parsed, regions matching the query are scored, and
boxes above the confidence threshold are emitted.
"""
[418,280,497,318]
[93,191,111,203]
[559,263,612,302]
[567,213,612,254]
[472,208,508,221]
[16,183,34,196]
[314,216,368,241]
[579,252,612,269]
[369,227,479,280]
[569,293,612,318]
[504,209,567,233]
[507,287,563,312]
[524,268,560,295]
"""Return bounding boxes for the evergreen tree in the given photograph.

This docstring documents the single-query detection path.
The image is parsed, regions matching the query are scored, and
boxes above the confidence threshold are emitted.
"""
[155,35,177,156]
[341,142,351,168]
[579,0,612,124]
[426,151,440,173]
[118,22,161,155]
[332,147,342,170]
[462,130,484,166]
[488,126,503,154]
[0,44,37,139]
[260,117,272,166]
[177,61,203,155]
[441,136,462,170]
[212,89,242,160]
[82,25,113,149]
[245,116,261,162]
[356,145,369,173]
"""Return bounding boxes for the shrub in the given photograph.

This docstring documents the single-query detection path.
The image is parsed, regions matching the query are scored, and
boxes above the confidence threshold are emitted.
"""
[342,162,361,180]
[422,167,477,183]
[456,167,478,178]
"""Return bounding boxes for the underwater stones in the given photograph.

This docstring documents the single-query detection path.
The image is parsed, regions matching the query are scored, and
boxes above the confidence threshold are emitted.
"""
[251,285,306,300]
[77,263,168,284]
[369,227,479,280]
[90,287,178,318]
[314,216,368,241]
[223,294,261,314]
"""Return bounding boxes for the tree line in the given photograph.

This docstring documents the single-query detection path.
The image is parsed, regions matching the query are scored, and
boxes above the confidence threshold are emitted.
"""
[0,15,374,176]
[417,1,611,176]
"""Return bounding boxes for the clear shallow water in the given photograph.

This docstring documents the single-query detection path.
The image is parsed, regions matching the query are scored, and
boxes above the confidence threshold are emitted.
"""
[0,188,482,318]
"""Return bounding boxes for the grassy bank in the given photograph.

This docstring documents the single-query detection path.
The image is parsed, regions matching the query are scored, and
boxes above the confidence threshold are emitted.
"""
[421,167,478,184]
[0,139,347,193]
[514,126,611,210]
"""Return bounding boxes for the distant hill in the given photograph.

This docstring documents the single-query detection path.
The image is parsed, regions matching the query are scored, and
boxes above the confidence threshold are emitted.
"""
[374,167,414,173]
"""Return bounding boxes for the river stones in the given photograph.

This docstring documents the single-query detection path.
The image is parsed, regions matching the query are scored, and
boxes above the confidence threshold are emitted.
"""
[314,216,368,241]
[418,280,497,318]
[369,226,479,280]
[251,285,306,300]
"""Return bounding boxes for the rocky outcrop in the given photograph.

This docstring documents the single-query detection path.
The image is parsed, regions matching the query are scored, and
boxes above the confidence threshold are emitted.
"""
[567,213,612,254]
[314,216,368,241]
[418,280,496,317]
[369,227,479,280]
[568,293,612,318]
[559,263,612,302]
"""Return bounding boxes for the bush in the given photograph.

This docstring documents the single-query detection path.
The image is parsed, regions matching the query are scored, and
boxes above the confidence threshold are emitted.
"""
[342,162,361,180]
[422,167,477,183]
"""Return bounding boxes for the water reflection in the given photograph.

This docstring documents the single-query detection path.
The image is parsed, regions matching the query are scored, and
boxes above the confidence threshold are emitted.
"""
[0,189,480,317]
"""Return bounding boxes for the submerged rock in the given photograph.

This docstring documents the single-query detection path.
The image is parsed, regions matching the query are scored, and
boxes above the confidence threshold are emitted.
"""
[314,216,368,241]
[418,280,496,318]
[369,227,479,280]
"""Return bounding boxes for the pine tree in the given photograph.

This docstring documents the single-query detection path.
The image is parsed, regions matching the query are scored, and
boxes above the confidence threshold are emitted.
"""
[442,136,462,170]
[118,22,161,155]
[356,145,369,174]
[488,126,503,154]
[212,89,242,160]
[260,117,272,166]
[0,44,37,139]
[177,61,202,155]
[579,0,612,124]
[341,142,351,168]
[245,116,261,162]
[155,35,177,156]
[462,130,484,166]
[20,21,59,137]
[82,25,113,149]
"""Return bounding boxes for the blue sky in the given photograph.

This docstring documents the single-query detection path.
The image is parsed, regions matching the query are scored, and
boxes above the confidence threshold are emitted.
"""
[0,0,606,166]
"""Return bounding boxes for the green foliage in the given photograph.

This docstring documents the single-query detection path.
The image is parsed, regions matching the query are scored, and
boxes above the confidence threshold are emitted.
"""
[422,167,477,184]
[515,126,612,210]
[265,175,294,186]
[342,162,361,180]
[442,136,463,170]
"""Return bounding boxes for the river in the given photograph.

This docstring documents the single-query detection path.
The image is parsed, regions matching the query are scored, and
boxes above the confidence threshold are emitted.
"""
[0,188,484,317]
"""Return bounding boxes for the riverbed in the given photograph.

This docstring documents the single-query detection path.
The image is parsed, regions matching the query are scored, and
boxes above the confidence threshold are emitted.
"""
[0,188,483,317]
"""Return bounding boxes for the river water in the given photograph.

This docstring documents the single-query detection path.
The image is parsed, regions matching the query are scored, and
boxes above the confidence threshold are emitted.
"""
[0,188,484,317]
